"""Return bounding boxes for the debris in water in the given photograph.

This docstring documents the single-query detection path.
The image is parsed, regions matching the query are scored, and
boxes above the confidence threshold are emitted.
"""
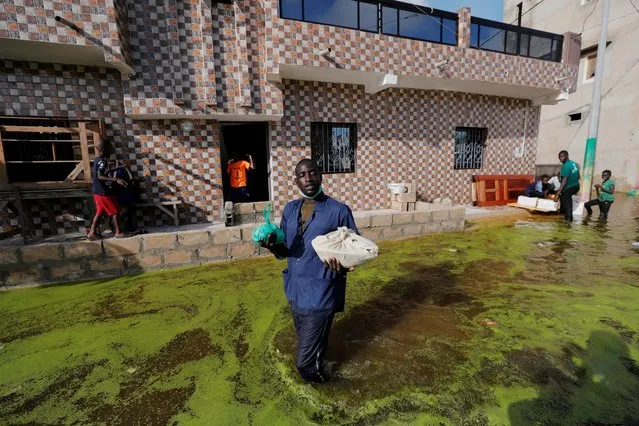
[631,242,639,248]
[478,318,498,327]
[126,367,138,374]
[448,248,458,252]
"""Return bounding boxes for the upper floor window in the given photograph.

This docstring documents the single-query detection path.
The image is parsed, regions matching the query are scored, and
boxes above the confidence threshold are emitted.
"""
[454,127,486,170]
[311,122,356,174]
[279,0,458,45]
[584,53,597,82]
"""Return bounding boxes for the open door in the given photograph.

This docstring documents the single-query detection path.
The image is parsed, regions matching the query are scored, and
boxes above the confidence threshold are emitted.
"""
[219,122,270,203]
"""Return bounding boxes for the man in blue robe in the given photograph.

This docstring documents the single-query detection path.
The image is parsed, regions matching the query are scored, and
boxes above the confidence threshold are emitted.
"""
[260,159,358,383]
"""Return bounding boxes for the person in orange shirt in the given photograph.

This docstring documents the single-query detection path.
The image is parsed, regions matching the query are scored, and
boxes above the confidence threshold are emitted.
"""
[227,152,254,202]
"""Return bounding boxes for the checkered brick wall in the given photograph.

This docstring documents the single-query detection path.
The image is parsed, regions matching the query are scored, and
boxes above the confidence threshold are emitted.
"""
[0,60,223,236]
[264,2,578,93]
[270,80,539,212]
[124,0,282,118]
[0,0,132,67]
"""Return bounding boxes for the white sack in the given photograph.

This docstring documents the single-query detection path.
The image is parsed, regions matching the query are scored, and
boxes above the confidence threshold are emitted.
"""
[311,227,379,268]
[517,196,538,208]
[537,199,559,211]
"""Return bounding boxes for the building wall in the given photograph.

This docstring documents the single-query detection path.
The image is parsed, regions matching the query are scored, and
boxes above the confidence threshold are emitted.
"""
[270,80,540,211]
[0,0,132,66]
[123,0,281,118]
[0,60,224,235]
[504,0,639,190]
[266,3,577,93]
[0,2,573,237]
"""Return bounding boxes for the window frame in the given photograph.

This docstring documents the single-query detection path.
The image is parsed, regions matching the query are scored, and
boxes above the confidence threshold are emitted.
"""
[453,127,487,170]
[310,122,357,174]
[583,53,597,83]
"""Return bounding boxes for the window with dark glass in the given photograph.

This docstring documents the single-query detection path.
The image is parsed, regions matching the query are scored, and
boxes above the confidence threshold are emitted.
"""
[304,0,358,29]
[478,26,505,52]
[359,1,378,32]
[280,0,303,20]
[470,23,479,48]
[311,123,356,173]
[442,18,457,45]
[454,127,486,170]
[382,6,397,35]
[399,10,440,42]
[529,34,552,59]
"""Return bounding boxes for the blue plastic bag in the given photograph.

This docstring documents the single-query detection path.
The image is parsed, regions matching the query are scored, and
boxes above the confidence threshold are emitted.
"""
[251,204,285,244]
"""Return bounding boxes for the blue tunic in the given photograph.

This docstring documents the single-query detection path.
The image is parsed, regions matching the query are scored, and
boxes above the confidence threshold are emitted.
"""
[280,194,358,314]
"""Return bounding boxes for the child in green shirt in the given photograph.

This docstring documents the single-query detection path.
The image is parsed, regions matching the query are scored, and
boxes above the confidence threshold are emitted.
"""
[585,170,615,219]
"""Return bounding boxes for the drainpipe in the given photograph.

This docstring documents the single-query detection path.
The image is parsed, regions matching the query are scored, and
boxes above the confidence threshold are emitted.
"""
[580,0,611,203]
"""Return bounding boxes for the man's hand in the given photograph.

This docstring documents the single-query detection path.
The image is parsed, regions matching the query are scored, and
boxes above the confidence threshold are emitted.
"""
[115,178,128,187]
[259,232,278,251]
[324,257,355,274]
[594,184,601,189]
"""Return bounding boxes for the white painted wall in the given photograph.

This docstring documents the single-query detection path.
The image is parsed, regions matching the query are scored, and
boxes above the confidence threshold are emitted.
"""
[504,0,639,190]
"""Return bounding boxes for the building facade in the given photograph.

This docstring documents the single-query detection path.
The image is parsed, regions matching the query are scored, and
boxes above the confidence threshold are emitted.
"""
[504,0,639,191]
[0,0,579,236]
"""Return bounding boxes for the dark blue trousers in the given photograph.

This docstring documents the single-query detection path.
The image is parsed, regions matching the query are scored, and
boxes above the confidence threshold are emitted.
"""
[292,310,334,383]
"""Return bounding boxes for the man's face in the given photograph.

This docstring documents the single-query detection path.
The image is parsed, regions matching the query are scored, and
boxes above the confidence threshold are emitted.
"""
[602,171,611,181]
[542,177,549,185]
[295,162,322,197]
[558,152,568,163]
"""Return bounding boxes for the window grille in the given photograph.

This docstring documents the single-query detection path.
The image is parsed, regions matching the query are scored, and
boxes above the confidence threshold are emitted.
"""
[454,127,486,170]
[310,122,356,174]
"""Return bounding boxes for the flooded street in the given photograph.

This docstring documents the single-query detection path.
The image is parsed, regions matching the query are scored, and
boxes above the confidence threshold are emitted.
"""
[1,197,638,424]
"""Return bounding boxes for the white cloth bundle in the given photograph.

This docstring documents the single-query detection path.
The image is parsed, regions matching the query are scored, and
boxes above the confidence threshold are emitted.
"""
[311,227,379,268]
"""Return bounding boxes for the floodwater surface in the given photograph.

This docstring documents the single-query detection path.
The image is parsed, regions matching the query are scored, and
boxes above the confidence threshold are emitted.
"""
[1,197,638,425]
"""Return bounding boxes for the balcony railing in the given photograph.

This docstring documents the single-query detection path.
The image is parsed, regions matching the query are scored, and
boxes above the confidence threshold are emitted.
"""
[470,17,563,62]
[278,0,458,46]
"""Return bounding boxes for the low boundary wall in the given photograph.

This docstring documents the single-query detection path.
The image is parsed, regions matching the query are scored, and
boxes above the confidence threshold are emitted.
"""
[0,207,465,288]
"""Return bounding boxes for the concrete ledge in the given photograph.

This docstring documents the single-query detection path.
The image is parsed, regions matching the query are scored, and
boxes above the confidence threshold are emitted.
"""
[0,205,465,288]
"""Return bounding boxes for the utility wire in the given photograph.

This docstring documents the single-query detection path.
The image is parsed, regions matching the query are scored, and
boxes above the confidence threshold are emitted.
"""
[629,0,639,14]
[476,0,549,49]
[580,0,600,34]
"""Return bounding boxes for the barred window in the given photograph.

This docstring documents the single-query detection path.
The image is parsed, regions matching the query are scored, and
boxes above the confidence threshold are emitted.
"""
[454,127,487,170]
[311,122,356,174]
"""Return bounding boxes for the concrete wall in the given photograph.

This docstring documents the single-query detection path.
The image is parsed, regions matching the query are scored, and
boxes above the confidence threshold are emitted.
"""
[504,0,639,191]
[0,206,465,289]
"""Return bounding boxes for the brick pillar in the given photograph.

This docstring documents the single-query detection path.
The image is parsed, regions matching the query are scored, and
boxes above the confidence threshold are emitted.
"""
[561,32,582,66]
[264,0,280,81]
[234,2,252,107]
[457,7,471,48]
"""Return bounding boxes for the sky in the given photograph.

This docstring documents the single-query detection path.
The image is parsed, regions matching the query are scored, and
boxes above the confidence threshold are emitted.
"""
[403,0,504,21]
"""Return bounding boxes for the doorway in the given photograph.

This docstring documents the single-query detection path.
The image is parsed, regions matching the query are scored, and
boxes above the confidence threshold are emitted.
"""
[219,122,270,203]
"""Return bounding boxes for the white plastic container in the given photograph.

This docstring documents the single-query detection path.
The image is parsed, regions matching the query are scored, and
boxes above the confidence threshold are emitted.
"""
[388,183,407,195]
[517,196,538,208]
[536,199,559,211]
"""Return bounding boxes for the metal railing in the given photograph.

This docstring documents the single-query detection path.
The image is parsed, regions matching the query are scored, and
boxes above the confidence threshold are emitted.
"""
[279,0,458,46]
[470,17,563,62]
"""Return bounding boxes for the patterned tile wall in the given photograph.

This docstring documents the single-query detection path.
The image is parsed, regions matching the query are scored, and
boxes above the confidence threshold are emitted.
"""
[0,60,223,236]
[0,0,132,67]
[123,0,282,118]
[270,80,540,212]
[264,2,579,93]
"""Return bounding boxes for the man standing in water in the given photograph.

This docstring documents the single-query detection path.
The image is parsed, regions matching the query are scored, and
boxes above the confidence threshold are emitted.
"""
[555,150,581,222]
[260,159,358,383]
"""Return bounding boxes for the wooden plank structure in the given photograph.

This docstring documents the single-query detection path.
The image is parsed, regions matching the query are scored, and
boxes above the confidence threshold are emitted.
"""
[0,117,102,242]
[472,174,535,207]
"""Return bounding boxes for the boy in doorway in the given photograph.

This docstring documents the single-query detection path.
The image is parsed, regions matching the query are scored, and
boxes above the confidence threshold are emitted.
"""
[87,141,128,240]
[585,170,615,219]
[227,152,254,202]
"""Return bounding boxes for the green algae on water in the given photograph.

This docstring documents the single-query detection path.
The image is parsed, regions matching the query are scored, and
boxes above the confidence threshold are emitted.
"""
[1,197,639,424]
